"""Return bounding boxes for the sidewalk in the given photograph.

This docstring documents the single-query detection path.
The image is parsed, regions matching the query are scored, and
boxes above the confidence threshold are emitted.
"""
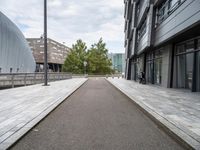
[107,78,200,149]
[0,78,87,150]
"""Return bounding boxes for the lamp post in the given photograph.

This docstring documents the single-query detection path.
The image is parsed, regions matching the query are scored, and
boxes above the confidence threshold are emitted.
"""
[44,0,48,86]
[83,61,87,76]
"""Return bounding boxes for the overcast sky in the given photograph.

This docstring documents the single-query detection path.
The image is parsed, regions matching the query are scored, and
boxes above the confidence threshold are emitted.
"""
[0,0,125,53]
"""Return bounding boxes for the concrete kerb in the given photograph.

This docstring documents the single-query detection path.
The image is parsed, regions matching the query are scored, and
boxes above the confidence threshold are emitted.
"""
[0,79,88,150]
[106,78,199,150]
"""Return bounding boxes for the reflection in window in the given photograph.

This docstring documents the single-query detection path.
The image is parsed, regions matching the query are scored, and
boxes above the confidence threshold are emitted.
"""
[186,41,194,52]
[176,44,185,54]
[156,0,186,25]
[154,51,162,85]
[197,52,200,91]
[186,53,194,89]
[177,55,186,88]
[168,0,180,11]
[198,39,200,49]
[146,60,153,83]
[146,50,162,85]
[176,38,200,91]
[138,19,147,41]
[146,52,154,83]
[177,52,194,89]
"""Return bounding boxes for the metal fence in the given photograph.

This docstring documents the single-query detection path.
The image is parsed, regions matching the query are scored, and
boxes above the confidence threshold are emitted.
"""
[0,72,72,89]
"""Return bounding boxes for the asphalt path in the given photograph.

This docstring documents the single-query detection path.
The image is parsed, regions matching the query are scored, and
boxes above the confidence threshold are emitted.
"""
[10,78,184,150]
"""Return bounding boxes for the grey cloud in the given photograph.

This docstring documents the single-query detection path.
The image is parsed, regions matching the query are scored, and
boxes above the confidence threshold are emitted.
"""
[0,0,124,53]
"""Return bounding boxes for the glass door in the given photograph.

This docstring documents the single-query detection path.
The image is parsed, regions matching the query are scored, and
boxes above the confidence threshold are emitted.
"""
[186,53,194,89]
[197,51,200,92]
[196,39,200,91]
[177,54,186,88]
[146,61,153,84]
[131,62,135,80]
[154,58,162,85]
[177,53,194,89]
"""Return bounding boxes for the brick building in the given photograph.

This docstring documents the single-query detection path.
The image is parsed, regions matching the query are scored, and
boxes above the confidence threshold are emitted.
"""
[27,38,70,72]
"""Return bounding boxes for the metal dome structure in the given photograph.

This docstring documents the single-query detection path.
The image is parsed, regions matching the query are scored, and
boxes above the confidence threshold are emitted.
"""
[0,11,36,73]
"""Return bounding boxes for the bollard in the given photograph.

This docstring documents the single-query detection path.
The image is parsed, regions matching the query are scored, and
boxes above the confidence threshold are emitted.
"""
[24,73,27,86]
[11,74,14,88]
[34,73,36,84]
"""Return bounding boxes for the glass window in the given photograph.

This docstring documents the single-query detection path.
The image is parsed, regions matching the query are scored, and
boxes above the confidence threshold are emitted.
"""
[138,19,147,40]
[154,58,162,85]
[186,53,194,89]
[168,0,179,10]
[147,52,153,60]
[197,52,200,92]
[146,61,153,84]
[155,49,162,58]
[177,55,186,88]
[158,6,166,22]
[136,62,140,81]
[198,39,200,49]
[131,62,135,80]
[157,0,186,25]
[186,41,194,52]
[177,53,194,89]
[176,44,185,54]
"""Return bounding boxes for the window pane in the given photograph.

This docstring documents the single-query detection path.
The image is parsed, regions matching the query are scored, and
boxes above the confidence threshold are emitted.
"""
[169,0,179,10]
[197,51,200,92]
[154,58,162,85]
[155,49,162,58]
[186,41,194,52]
[177,53,194,89]
[176,44,185,54]
[146,61,153,83]
[177,55,186,88]
[198,39,200,49]
[186,53,193,89]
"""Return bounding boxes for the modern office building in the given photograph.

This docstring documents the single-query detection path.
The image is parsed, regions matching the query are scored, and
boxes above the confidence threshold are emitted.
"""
[124,0,200,92]
[27,38,70,72]
[108,53,125,73]
[0,12,36,73]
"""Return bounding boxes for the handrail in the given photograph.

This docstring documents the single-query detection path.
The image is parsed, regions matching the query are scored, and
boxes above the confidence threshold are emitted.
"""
[0,72,72,89]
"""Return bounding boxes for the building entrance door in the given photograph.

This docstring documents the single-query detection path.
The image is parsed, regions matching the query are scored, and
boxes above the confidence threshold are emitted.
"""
[147,61,153,84]
[177,51,194,90]
[197,51,200,92]
[154,58,162,85]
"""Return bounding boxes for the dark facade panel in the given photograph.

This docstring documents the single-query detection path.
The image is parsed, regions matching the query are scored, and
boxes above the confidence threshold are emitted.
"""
[154,0,200,46]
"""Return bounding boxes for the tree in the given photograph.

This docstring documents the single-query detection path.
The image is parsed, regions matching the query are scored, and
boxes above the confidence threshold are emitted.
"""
[87,38,113,74]
[62,39,87,74]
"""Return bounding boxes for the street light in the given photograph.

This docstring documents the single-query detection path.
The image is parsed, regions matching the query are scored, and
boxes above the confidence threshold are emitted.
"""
[44,0,48,86]
[83,61,87,76]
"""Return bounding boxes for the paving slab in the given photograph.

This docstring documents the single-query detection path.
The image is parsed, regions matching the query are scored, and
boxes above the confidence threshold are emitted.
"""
[10,78,183,150]
[107,78,200,150]
[0,78,87,150]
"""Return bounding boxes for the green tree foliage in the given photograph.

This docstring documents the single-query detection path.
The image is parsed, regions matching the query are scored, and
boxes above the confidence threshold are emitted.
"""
[62,38,113,74]
[62,39,87,74]
[87,38,113,74]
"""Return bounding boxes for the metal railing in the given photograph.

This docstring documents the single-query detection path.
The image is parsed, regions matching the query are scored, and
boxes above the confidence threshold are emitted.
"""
[72,74,124,78]
[0,72,72,89]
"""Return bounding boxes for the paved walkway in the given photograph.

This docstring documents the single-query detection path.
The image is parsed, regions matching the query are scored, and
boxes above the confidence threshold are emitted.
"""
[0,78,87,150]
[107,78,200,149]
[10,78,183,150]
